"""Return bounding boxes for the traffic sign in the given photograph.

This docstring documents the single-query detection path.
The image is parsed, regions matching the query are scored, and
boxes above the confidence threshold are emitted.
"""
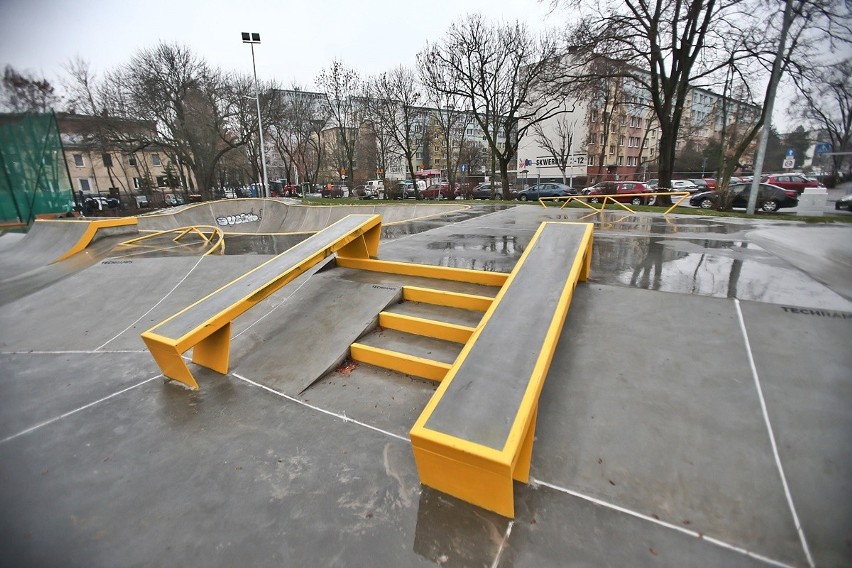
[782,157,795,169]
[460,164,468,173]
[815,143,832,155]
[786,148,795,157]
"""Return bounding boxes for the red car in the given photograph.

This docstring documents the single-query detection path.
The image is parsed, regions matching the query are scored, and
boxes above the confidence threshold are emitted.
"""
[761,174,822,194]
[417,184,454,200]
[586,181,653,205]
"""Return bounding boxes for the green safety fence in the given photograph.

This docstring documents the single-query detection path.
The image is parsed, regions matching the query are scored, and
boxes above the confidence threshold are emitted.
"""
[0,112,73,225]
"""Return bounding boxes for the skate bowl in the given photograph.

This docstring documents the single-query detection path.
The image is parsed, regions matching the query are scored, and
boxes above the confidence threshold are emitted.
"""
[136,199,468,235]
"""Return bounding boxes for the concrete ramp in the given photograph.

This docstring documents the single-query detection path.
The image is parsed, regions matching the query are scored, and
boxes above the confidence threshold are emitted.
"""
[0,218,137,275]
[137,199,467,234]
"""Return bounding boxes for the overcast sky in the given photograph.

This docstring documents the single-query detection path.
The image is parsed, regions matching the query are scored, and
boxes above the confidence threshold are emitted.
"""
[0,0,555,91]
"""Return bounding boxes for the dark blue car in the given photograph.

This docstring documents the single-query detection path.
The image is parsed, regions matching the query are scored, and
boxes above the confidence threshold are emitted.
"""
[517,183,576,201]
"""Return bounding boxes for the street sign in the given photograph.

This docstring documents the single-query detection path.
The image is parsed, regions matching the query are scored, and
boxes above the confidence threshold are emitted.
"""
[782,157,795,169]
[786,148,795,157]
[460,164,468,173]
[815,143,832,155]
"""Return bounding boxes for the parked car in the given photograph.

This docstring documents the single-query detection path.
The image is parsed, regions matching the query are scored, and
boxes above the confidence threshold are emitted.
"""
[689,183,798,212]
[835,191,852,212]
[688,179,709,190]
[761,174,823,194]
[417,183,455,199]
[469,182,503,199]
[703,178,717,189]
[669,180,700,193]
[517,183,576,201]
[645,179,659,189]
[586,181,653,205]
[84,196,120,210]
[364,179,384,198]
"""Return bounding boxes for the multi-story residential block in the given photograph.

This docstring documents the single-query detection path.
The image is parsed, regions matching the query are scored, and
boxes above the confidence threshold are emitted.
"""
[58,113,191,207]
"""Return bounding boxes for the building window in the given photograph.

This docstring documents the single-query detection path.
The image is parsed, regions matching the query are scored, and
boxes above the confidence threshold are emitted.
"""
[620,115,627,125]
[151,153,161,166]
[129,154,137,166]
[591,110,598,122]
[73,154,84,167]
[133,177,141,189]
[609,145,615,155]
[617,156,623,166]
[619,135,625,146]
[599,134,605,145]
[102,153,112,167]
[588,155,595,166]
[156,176,168,187]
[78,178,91,192]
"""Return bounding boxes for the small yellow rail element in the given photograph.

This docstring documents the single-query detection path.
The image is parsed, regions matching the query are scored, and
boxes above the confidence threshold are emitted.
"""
[336,257,508,287]
[119,225,225,256]
[402,286,495,312]
[52,217,138,262]
[410,221,594,518]
[350,343,452,382]
[141,214,382,389]
[378,312,475,344]
[538,191,690,215]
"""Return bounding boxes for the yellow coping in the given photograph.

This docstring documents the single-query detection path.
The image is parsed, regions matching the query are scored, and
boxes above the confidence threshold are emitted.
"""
[335,257,508,287]
[409,221,594,517]
[402,286,495,312]
[350,343,451,382]
[378,312,475,344]
[141,215,382,389]
[52,217,138,262]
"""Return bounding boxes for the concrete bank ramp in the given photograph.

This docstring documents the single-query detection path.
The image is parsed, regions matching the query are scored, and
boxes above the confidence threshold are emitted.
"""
[0,218,137,275]
[136,199,467,234]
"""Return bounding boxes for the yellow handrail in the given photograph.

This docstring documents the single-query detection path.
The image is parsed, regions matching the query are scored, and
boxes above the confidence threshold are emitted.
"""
[538,191,690,215]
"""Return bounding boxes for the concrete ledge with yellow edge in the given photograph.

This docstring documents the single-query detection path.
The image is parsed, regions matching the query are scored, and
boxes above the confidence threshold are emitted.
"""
[51,217,138,262]
[140,214,382,389]
[409,221,594,518]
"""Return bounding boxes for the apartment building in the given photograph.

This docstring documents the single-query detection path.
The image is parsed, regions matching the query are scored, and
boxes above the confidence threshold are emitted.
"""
[58,113,191,207]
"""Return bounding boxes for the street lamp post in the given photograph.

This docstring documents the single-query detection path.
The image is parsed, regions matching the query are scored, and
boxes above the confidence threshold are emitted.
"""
[241,32,269,198]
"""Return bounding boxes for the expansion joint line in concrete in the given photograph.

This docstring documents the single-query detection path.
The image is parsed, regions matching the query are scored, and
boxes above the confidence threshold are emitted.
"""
[0,375,161,445]
[530,477,796,568]
[94,256,206,352]
[232,373,409,443]
[232,367,795,568]
[490,520,514,568]
[734,299,815,568]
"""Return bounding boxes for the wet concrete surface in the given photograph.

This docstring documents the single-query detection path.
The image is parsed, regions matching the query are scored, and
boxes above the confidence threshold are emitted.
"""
[0,202,850,567]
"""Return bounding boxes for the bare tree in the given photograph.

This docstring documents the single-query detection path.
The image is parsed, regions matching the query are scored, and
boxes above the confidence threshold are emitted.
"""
[316,60,362,189]
[1,66,61,113]
[364,67,427,198]
[424,14,569,199]
[532,111,578,184]
[268,88,329,188]
[792,59,852,179]
[418,52,474,191]
[361,82,402,196]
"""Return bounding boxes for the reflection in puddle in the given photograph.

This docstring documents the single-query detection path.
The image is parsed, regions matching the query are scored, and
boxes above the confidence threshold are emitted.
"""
[413,487,509,567]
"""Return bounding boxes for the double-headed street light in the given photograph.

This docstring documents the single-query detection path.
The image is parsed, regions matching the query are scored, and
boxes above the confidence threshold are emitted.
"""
[241,32,269,198]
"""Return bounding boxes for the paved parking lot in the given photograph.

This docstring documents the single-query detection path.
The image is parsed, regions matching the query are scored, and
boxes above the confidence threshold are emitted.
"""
[0,203,849,567]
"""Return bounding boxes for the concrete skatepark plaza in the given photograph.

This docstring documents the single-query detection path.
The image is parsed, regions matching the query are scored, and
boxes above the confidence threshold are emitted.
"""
[0,200,850,567]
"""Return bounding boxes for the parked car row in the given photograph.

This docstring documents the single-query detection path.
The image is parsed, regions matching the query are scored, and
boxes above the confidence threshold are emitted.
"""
[689,183,799,212]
